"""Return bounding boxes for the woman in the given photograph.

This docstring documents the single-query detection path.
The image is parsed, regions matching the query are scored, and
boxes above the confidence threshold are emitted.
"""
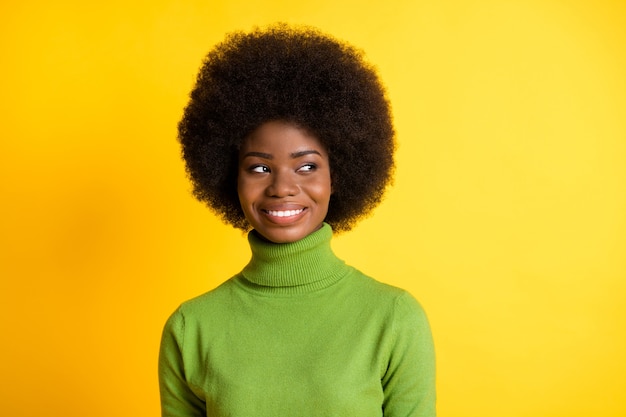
[159,24,436,416]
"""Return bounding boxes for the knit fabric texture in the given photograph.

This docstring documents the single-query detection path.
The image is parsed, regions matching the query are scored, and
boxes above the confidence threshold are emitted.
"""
[159,224,436,416]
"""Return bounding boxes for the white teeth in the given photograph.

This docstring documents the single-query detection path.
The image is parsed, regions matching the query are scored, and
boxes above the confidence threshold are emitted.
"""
[267,209,304,217]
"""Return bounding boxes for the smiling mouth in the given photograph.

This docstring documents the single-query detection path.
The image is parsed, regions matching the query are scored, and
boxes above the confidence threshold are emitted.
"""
[265,208,305,218]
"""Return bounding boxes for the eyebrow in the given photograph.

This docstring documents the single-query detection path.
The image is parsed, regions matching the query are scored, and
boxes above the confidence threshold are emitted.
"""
[241,150,322,159]
[291,149,322,158]
[242,151,272,159]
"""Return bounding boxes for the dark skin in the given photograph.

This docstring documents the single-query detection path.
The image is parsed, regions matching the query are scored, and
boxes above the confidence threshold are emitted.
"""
[237,121,332,243]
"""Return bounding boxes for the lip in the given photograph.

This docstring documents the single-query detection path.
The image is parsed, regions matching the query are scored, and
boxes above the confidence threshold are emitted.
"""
[261,205,307,225]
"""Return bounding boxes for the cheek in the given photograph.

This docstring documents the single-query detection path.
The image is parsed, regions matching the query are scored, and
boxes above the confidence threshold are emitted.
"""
[237,176,254,207]
[308,177,332,203]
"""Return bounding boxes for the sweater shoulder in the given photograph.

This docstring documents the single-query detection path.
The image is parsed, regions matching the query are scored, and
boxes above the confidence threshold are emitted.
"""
[347,268,429,319]
[348,268,417,300]
[174,275,240,318]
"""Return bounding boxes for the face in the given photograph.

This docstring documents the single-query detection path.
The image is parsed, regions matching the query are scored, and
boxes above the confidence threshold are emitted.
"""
[237,121,332,243]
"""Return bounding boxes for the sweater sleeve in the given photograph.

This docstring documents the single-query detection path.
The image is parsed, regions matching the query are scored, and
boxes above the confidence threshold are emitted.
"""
[158,308,206,417]
[381,292,436,417]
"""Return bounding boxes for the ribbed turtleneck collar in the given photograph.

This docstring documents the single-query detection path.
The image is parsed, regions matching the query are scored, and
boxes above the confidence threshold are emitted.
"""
[239,223,350,294]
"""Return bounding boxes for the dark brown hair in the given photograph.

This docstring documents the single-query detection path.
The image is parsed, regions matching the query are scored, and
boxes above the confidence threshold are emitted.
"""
[178,24,395,232]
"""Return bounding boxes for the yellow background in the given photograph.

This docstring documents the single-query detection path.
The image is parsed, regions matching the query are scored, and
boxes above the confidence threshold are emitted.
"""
[1,0,625,416]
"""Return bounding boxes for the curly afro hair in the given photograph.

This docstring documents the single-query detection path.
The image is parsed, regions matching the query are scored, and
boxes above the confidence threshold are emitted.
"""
[178,23,395,232]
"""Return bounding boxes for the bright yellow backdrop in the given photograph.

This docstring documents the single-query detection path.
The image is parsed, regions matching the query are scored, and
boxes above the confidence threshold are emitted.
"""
[1,1,625,416]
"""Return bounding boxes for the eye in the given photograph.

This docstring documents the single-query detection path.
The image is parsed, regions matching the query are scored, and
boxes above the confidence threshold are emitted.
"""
[249,164,270,173]
[297,163,317,173]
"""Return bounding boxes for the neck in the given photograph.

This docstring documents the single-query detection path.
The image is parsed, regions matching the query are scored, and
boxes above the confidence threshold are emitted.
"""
[240,223,349,294]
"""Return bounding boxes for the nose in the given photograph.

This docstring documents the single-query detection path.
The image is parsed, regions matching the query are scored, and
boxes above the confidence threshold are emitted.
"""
[266,170,299,197]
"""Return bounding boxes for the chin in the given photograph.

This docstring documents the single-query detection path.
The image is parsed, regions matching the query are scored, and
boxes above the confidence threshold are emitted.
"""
[255,223,320,244]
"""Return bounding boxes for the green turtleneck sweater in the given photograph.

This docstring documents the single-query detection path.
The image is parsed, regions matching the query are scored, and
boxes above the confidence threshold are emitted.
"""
[159,224,435,416]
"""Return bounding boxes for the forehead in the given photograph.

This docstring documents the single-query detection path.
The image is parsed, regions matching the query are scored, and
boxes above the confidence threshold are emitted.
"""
[240,121,327,155]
